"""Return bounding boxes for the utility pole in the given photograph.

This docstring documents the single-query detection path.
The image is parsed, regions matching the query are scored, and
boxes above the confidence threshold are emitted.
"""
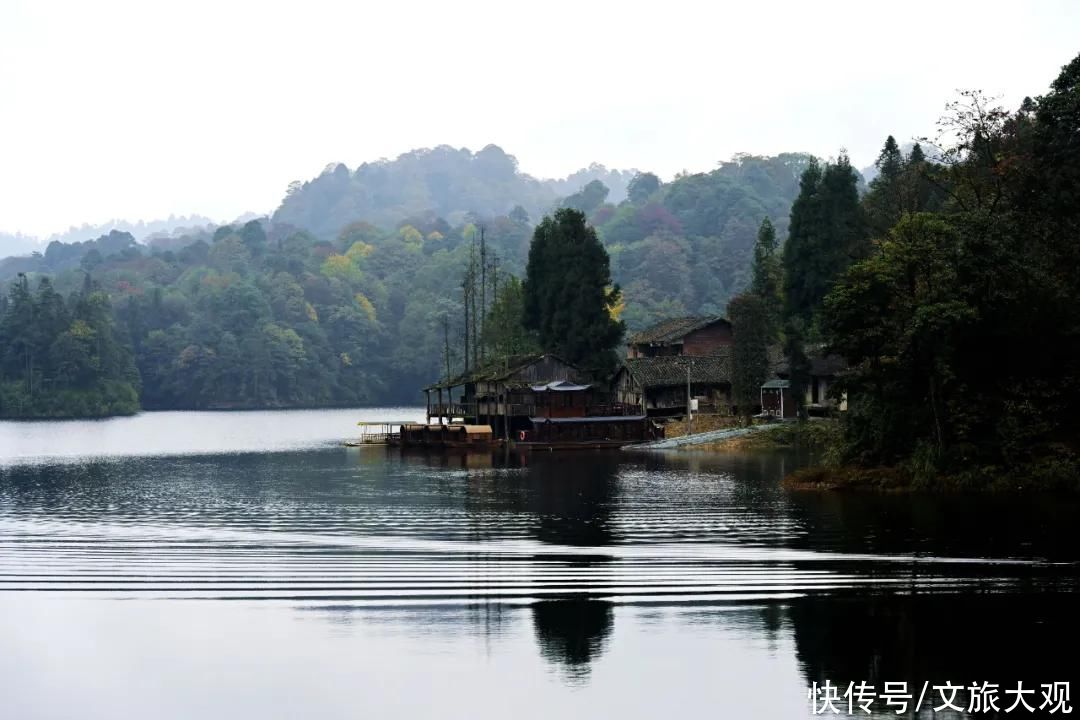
[479,226,487,365]
[686,358,693,437]
[491,250,499,308]
[468,241,479,371]
[443,315,451,381]
[462,273,471,375]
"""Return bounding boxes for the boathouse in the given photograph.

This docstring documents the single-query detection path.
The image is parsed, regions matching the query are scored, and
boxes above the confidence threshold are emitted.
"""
[423,353,635,439]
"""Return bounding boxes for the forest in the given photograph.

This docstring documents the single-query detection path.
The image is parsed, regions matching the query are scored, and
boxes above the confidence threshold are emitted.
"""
[770,56,1080,489]
[0,148,807,415]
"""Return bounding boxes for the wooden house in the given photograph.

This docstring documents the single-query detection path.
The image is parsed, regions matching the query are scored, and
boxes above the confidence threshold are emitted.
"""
[613,351,735,417]
[423,353,639,443]
[615,315,737,417]
[626,316,733,358]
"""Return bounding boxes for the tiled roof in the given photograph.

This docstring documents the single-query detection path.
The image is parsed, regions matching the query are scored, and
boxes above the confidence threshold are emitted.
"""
[424,353,578,390]
[627,316,729,345]
[770,347,847,378]
[620,351,733,389]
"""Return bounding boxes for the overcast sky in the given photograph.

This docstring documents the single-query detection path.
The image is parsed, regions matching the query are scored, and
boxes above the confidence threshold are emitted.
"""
[2,0,1078,238]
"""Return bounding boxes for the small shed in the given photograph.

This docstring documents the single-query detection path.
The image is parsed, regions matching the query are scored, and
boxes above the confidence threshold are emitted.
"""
[760,379,794,419]
[443,424,494,447]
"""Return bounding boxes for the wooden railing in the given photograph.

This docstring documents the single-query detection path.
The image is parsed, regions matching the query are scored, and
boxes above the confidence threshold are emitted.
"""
[429,401,639,419]
[430,403,477,418]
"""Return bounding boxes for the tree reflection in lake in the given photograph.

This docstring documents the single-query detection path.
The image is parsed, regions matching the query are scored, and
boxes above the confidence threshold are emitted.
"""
[532,598,614,683]
[4,411,1080,719]
[789,589,1080,714]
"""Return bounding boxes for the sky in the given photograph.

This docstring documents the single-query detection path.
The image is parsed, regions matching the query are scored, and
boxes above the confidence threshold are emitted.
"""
[1,0,1078,238]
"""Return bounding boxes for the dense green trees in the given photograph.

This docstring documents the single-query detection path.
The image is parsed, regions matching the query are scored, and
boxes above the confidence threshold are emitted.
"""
[750,217,782,339]
[523,210,624,377]
[0,275,139,418]
[602,153,814,329]
[782,155,868,328]
[777,154,867,418]
[821,55,1080,487]
[482,276,538,360]
[727,293,770,422]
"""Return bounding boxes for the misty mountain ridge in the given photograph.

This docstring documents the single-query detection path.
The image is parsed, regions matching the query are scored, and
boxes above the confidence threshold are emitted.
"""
[0,145,642,259]
[272,144,642,239]
[0,214,220,257]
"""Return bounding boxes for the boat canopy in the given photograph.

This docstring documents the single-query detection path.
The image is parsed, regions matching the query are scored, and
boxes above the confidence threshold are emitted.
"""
[448,425,494,435]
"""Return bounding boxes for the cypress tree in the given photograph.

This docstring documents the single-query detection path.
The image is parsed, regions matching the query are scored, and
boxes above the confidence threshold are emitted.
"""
[783,154,867,328]
[782,158,824,326]
[865,136,905,235]
[750,217,783,339]
[781,154,866,419]
[523,209,625,377]
[908,142,925,164]
[728,293,771,422]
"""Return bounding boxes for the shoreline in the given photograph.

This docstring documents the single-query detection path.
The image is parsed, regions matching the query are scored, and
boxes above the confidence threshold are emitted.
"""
[683,420,1080,495]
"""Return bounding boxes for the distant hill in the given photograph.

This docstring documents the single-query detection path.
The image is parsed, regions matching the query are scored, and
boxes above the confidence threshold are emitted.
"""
[543,163,638,205]
[0,232,42,258]
[46,215,218,246]
[272,144,638,241]
[0,230,142,281]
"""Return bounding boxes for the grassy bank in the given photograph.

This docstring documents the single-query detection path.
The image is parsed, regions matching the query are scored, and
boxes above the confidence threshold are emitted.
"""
[784,453,1080,494]
[681,417,1080,494]
[686,419,840,452]
[663,414,743,437]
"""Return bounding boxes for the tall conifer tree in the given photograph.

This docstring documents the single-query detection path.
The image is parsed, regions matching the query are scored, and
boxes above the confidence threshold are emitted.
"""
[523,209,624,376]
[750,217,783,338]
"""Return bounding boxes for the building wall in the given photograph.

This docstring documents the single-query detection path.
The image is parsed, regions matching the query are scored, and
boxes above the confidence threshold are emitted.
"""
[682,322,734,356]
[614,370,644,409]
[510,356,584,384]
[628,343,683,359]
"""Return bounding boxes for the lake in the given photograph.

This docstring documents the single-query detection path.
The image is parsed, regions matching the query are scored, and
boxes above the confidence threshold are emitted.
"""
[1,409,1078,719]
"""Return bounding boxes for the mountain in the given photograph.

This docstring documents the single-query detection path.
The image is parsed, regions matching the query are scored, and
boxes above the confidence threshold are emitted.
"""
[0,232,42,258]
[46,215,218,246]
[543,164,639,205]
[273,144,639,241]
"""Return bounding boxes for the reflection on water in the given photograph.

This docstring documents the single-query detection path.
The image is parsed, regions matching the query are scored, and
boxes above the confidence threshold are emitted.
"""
[1,410,1079,719]
[533,598,614,683]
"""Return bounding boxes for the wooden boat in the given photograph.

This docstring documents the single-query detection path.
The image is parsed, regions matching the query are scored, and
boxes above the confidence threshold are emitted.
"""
[345,421,408,446]
[396,423,499,449]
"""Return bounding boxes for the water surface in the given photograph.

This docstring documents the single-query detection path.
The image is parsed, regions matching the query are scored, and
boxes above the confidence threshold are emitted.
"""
[1,410,1077,719]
